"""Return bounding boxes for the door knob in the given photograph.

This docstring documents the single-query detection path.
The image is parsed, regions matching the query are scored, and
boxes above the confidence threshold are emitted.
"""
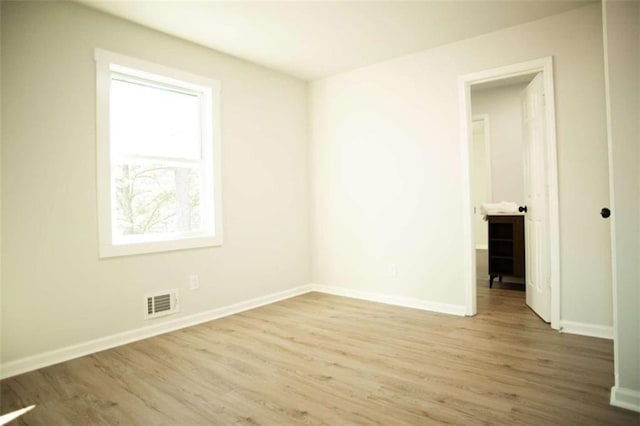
[519,206,527,213]
[601,208,611,218]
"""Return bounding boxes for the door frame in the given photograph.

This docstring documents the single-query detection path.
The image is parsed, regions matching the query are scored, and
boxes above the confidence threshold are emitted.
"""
[458,57,560,330]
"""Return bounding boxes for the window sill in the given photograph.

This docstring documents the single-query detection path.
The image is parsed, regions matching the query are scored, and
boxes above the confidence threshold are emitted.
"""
[99,234,222,258]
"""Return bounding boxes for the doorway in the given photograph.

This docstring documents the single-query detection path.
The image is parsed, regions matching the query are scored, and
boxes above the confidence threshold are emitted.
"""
[471,80,530,295]
[459,57,561,330]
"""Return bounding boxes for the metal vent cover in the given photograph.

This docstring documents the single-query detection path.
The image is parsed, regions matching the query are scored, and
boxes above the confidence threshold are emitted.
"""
[145,289,179,319]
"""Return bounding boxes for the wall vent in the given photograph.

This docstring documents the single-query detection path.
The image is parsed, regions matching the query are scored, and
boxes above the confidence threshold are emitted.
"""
[145,289,179,320]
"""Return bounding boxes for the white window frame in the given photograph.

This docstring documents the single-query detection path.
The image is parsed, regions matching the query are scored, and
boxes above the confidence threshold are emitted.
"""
[95,48,223,258]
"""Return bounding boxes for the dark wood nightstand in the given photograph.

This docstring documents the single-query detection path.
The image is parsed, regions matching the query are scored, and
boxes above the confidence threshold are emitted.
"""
[487,215,525,288]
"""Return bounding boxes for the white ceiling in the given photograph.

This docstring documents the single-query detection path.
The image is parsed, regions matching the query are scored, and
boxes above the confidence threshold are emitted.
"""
[79,0,593,81]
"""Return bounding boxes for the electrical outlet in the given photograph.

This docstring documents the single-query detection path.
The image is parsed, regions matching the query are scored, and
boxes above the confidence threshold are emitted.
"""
[189,274,200,290]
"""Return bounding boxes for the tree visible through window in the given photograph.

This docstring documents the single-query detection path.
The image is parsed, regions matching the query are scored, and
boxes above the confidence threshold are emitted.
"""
[95,49,222,257]
[113,164,200,236]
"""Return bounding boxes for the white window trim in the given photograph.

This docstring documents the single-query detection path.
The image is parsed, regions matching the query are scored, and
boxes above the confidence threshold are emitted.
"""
[95,48,223,258]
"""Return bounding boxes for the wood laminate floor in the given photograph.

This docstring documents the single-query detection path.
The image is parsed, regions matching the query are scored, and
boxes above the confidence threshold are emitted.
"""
[2,279,638,424]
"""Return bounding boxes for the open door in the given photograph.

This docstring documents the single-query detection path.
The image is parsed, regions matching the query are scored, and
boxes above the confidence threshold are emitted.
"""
[521,73,551,322]
[461,57,561,326]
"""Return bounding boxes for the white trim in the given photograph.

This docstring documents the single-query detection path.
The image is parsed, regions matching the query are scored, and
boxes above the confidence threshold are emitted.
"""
[94,49,220,91]
[100,235,222,258]
[601,0,622,395]
[0,285,313,380]
[559,320,613,339]
[459,77,477,317]
[94,48,223,258]
[610,386,640,413]
[459,57,561,329]
[312,284,467,316]
[475,244,488,250]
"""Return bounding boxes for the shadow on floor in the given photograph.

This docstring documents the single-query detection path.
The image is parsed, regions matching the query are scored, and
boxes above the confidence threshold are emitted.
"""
[476,249,524,292]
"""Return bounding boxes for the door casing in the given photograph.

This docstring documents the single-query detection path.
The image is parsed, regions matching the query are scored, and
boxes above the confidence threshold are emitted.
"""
[458,57,560,329]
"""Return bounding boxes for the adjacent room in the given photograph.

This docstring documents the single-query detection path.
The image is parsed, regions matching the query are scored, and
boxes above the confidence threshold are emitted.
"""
[1,0,639,424]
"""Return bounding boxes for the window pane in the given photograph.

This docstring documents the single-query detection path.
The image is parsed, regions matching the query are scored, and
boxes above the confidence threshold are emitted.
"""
[110,78,201,160]
[113,163,201,238]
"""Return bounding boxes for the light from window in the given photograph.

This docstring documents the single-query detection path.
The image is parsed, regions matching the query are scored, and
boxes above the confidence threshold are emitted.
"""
[95,49,222,257]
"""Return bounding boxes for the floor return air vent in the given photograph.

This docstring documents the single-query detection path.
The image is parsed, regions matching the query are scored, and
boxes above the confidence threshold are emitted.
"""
[145,289,179,319]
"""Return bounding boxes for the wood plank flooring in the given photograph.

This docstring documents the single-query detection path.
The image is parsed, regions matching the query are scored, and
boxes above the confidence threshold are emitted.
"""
[2,284,638,424]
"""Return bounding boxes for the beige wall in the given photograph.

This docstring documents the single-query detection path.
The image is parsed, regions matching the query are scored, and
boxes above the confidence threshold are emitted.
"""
[1,1,310,363]
[603,0,640,405]
[310,4,613,326]
[471,123,488,248]
[472,84,527,205]
[2,0,629,382]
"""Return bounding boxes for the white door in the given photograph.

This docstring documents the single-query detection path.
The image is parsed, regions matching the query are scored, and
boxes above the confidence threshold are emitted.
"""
[521,73,551,322]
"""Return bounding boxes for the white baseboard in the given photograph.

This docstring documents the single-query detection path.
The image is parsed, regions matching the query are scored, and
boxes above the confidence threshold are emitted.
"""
[559,320,613,339]
[311,284,466,316]
[0,283,466,379]
[0,284,313,380]
[611,386,640,413]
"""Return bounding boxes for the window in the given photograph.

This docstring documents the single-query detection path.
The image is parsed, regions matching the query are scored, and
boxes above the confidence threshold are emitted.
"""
[95,49,222,257]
